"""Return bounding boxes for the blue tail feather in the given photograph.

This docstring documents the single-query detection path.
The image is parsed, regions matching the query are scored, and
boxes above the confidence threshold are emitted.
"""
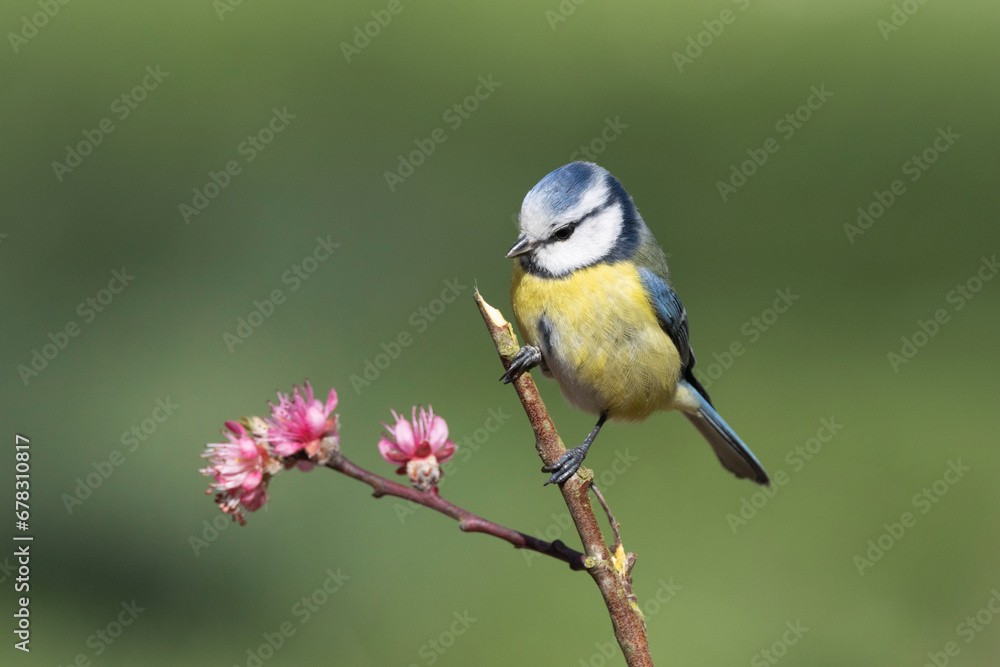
[679,380,769,485]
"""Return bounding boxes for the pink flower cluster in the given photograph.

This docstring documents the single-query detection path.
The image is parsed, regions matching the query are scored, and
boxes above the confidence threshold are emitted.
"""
[200,382,459,522]
[200,382,339,524]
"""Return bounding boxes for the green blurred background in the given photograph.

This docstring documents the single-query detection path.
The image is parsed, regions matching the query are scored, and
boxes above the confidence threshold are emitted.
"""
[2,1,999,665]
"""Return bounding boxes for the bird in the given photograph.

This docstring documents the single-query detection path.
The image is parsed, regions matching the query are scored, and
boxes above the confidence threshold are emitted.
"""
[501,161,769,487]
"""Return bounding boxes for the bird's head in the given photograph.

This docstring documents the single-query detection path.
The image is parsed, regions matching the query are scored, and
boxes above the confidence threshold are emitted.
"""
[507,162,643,277]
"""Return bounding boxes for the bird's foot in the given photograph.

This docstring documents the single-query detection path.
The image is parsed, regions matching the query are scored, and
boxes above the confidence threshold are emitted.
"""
[500,345,542,384]
[542,445,589,486]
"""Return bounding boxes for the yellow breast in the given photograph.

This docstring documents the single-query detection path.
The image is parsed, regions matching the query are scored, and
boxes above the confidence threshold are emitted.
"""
[510,261,683,421]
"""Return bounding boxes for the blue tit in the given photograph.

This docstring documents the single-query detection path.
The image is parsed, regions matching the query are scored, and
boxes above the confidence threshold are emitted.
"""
[501,161,769,487]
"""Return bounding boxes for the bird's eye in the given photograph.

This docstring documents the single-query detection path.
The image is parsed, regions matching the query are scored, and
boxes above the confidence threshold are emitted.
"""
[553,224,575,241]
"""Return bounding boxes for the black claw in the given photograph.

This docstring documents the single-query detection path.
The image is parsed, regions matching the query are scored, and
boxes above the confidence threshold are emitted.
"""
[500,345,542,384]
[542,446,587,486]
[540,413,606,486]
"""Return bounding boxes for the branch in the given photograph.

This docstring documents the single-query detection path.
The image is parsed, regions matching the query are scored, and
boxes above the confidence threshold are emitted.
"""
[323,454,587,570]
[475,290,653,667]
[590,481,623,553]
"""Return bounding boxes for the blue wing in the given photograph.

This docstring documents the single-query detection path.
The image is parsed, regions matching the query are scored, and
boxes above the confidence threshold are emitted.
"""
[637,267,698,387]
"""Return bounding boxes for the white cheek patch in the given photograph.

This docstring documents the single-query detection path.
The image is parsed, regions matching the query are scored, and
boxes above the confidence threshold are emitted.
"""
[534,203,623,276]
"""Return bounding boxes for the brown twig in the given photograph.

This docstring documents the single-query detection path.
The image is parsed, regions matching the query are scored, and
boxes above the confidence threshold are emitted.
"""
[323,454,587,570]
[475,290,653,666]
[590,482,622,552]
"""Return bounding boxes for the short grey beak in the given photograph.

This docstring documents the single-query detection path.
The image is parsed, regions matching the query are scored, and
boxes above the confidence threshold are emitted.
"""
[506,235,537,259]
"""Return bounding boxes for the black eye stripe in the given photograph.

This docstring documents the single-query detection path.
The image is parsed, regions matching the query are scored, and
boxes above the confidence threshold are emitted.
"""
[550,197,615,242]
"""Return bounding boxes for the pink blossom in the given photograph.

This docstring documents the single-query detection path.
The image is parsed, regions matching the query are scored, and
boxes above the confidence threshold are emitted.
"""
[378,406,456,490]
[267,382,339,458]
[200,421,277,525]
